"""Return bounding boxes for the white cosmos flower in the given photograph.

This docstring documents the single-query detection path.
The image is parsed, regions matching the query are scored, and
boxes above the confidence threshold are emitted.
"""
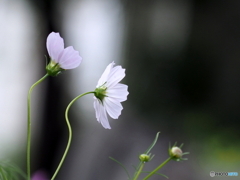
[93,62,129,129]
[46,32,82,76]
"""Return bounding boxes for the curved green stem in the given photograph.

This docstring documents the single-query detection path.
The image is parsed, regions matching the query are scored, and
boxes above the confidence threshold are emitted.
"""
[51,91,95,180]
[132,162,145,180]
[27,74,49,180]
[142,157,172,180]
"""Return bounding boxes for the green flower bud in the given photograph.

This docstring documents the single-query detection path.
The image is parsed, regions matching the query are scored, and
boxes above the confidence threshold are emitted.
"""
[139,154,151,162]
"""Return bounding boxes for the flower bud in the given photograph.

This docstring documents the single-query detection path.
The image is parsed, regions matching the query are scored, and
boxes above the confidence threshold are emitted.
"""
[170,146,182,159]
[139,154,151,162]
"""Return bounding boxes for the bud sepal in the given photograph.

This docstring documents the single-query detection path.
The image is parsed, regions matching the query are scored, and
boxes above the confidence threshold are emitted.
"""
[94,83,107,102]
[46,60,64,76]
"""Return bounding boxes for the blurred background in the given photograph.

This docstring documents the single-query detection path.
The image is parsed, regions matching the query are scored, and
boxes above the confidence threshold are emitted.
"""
[0,0,240,179]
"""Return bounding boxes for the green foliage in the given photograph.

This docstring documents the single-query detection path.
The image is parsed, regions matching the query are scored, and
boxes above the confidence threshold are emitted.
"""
[144,132,160,155]
[0,160,26,180]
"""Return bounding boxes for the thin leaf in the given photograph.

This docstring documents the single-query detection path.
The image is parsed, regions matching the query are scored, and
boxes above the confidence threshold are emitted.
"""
[0,167,8,180]
[145,132,160,154]
[0,160,27,180]
[132,165,137,171]
[109,157,131,179]
[8,163,27,179]
[133,161,144,179]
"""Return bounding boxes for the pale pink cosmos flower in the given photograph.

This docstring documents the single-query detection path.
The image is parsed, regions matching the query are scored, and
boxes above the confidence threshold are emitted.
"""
[94,62,129,129]
[46,32,82,76]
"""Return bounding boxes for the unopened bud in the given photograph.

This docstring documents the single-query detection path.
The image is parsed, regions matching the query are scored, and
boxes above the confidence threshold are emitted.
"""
[139,154,151,162]
[170,147,182,159]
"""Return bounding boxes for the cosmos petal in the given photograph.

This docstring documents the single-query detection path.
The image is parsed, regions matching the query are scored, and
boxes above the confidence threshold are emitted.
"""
[99,105,111,129]
[58,46,82,69]
[46,32,64,62]
[97,62,114,87]
[106,66,125,88]
[93,97,111,129]
[106,83,129,102]
[93,97,101,122]
[104,97,123,119]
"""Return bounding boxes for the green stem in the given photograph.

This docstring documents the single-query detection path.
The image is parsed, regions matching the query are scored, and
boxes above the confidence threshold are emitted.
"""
[27,74,49,180]
[51,91,95,180]
[142,157,172,180]
[132,162,145,180]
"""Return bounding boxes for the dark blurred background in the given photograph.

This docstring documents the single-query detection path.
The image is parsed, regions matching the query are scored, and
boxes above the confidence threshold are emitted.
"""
[0,0,240,179]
